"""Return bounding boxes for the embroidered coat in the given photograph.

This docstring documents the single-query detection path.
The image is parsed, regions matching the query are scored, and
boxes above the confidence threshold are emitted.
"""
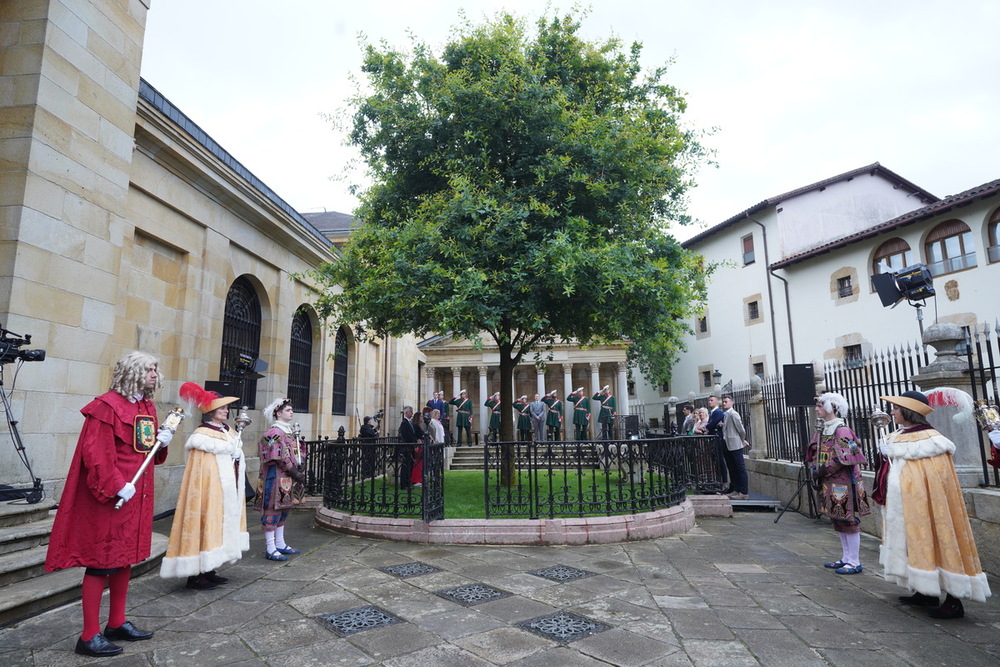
[879,425,991,602]
[160,424,249,578]
[806,420,870,524]
[254,423,305,512]
[46,392,166,571]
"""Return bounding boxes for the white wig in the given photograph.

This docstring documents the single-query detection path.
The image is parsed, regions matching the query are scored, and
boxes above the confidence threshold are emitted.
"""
[110,350,160,399]
[262,396,292,423]
[816,392,849,418]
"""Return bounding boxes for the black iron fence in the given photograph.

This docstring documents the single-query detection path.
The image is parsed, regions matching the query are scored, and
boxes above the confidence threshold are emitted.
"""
[306,434,720,520]
[967,321,1000,487]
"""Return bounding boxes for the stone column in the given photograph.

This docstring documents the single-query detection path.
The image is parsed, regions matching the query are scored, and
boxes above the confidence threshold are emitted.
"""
[478,365,488,433]
[536,366,546,395]
[911,322,983,487]
[616,361,629,416]
[424,366,436,405]
[590,362,601,438]
[451,366,462,440]
[563,363,574,426]
[747,376,765,459]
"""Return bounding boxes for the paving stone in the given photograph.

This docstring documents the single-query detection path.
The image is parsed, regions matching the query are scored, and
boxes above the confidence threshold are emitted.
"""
[681,638,758,666]
[735,627,829,665]
[574,627,680,666]
[454,625,552,663]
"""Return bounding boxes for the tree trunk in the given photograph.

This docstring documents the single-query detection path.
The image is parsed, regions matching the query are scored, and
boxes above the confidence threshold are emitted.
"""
[498,343,516,487]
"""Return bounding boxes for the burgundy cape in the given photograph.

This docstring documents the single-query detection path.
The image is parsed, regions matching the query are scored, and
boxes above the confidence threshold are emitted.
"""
[45,391,165,571]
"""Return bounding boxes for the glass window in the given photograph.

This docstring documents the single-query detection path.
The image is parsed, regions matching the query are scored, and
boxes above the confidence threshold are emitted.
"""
[872,237,912,276]
[702,370,711,388]
[844,344,863,369]
[288,308,312,411]
[837,276,852,298]
[331,326,349,415]
[742,234,755,265]
[220,277,261,408]
[989,208,1000,263]
[747,301,759,320]
[925,220,976,276]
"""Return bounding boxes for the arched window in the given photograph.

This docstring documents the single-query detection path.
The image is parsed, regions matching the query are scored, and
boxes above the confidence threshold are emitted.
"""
[988,208,1000,264]
[925,219,976,276]
[871,238,912,276]
[331,326,349,416]
[288,308,312,411]
[220,276,262,408]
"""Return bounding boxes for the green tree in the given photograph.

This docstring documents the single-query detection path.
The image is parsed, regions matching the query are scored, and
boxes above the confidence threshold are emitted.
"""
[312,10,710,443]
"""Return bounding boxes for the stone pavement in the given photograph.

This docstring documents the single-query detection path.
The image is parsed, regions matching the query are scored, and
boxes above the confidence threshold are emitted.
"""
[3,508,1000,666]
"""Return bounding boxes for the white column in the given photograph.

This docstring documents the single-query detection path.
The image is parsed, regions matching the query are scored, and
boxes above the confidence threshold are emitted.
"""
[616,361,629,415]
[451,366,462,439]
[425,366,436,406]
[562,363,573,426]
[590,362,601,438]
[478,365,488,433]
[536,366,546,395]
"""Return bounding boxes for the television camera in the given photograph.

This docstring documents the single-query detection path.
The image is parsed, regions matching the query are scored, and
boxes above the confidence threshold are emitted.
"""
[0,326,46,364]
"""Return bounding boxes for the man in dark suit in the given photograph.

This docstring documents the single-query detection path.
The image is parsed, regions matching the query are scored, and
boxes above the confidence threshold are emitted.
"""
[397,406,419,489]
[705,395,728,491]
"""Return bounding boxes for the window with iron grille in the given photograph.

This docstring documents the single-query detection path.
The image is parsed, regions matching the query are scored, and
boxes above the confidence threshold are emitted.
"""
[288,308,312,411]
[837,276,853,298]
[702,370,711,388]
[747,300,760,320]
[698,316,707,332]
[753,362,764,379]
[220,276,262,408]
[844,344,863,369]
[332,326,349,416]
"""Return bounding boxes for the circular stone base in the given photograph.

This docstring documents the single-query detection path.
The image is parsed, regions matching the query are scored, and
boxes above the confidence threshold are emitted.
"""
[314,499,697,545]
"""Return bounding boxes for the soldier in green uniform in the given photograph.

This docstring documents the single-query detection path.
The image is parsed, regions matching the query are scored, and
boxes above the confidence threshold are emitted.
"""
[512,395,531,441]
[543,390,564,441]
[567,387,590,440]
[484,391,501,441]
[449,390,473,446]
[593,385,617,439]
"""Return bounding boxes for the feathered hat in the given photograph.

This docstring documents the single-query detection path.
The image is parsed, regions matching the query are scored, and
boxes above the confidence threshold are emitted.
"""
[179,382,238,413]
[263,396,292,422]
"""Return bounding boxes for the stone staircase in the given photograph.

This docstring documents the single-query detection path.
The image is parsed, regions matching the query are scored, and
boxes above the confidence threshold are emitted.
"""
[0,499,167,627]
[447,443,603,471]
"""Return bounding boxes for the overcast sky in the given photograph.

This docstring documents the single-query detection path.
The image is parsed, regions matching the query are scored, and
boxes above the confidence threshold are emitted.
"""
[140,1,1000,240]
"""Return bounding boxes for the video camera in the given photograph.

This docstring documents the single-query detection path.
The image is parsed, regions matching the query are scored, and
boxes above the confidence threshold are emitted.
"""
[0,326,45,365]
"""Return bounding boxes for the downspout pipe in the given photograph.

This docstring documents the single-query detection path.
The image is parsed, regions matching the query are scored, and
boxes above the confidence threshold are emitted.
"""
[748,216,795,366]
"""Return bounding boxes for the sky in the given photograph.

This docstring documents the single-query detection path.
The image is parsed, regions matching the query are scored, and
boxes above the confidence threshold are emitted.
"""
[140,1,1000,240]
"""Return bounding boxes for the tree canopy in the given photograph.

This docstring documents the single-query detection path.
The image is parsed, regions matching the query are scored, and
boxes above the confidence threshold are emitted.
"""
[311,10,711,435]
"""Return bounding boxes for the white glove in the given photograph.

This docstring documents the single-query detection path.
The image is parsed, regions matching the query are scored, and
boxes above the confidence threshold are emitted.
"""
[156,429,174,446]
[989,430,1000,446]
[117,482,136,502]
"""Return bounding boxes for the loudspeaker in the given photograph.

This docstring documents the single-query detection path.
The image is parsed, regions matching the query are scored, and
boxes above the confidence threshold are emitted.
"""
[204,380,238,395]
[782,364,815,407]
[871,272,902,307]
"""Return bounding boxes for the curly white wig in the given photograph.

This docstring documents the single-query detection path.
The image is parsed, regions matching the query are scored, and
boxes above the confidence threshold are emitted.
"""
[110,351,160,399]
[816,392,849,418]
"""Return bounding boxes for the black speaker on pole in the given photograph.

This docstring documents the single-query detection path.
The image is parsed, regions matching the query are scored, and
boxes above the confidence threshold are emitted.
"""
[782,364,815,407]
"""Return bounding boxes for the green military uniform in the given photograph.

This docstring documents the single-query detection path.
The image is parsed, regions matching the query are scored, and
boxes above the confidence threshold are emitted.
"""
[449,394,473,445]
[593,392,616,439]
[512,399,532,441]
[485,397,501,439]
[543,395,563,441]
[567,392,590,440]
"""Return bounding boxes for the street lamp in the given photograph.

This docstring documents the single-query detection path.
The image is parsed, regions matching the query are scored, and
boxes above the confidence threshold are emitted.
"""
[666,396,678,434]
[712,369,722,396]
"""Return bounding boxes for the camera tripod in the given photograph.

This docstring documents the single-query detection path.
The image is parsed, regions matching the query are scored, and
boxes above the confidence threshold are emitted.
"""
[0,373,44,504]
[774,406,817,523]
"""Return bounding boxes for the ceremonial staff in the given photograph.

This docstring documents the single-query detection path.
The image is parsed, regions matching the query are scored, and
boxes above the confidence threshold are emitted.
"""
[114,406,185,510]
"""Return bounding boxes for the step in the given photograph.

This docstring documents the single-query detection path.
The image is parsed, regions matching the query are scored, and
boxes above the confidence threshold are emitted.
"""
[0,532,167,628]
[0,516,54,556]
[0,543,47,587]
[0,499,57,528]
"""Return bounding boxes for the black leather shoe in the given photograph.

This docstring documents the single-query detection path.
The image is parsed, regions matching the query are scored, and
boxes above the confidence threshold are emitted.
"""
[186,575,218,590]
[75,633,123,657]
[899,592,939,606]
[104,620,153,641]
[204,570,228,584]
[929,596,965,619]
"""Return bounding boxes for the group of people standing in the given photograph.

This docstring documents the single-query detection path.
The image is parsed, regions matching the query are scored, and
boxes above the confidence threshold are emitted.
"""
[681,394,750,499]
[44,351,310,658]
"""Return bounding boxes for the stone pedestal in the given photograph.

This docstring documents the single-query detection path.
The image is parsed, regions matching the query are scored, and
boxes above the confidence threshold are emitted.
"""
[912,323,985,487]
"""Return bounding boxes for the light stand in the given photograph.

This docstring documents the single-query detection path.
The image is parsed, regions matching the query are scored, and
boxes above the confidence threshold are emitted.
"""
[774,406,818,523]
[0,369,44,504]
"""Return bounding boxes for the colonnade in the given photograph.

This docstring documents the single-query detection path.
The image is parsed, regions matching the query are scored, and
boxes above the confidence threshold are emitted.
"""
[422,361,629,440]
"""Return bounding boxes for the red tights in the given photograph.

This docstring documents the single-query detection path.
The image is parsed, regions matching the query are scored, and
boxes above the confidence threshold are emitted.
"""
[80,566,131,640]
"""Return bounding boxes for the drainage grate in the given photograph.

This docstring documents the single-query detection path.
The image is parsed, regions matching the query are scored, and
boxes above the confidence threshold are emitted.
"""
[517,611,611,643]
[436,583,511,606]
[379,562,442,578]
[316,605,403,636]
[528,564,596,582]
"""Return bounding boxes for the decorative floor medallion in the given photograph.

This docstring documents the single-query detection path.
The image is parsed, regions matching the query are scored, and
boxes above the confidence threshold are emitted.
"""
[436,583,511,606]
[527,564,595,582]
[379,561,442,578]
[316,605,403,636]
[517,611,610,642]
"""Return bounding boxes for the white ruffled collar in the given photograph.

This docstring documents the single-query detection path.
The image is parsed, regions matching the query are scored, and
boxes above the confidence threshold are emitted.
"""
[271,421,295,434]
[821,417,844,436]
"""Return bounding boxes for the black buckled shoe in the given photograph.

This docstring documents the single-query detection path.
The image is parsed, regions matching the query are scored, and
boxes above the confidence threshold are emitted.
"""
[204,570,228,585]
[186,575,218,590]
[899,592,939,606]
[929,596,965,620]
[75,633,123,657]
[104,620,153,641]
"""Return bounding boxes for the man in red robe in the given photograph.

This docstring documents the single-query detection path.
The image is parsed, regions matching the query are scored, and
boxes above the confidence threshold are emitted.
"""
[45,351,173,657]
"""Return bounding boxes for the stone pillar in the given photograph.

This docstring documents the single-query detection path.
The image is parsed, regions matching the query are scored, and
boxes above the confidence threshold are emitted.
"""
[747,376,765,459]
[911,322,982,487]
[536,366,546,395]
[616,361,629,415]
[590,362,601,438]
[478,365,488,431]
[451,366,462,440]
[424,366,436,405]
[562,363,574,426]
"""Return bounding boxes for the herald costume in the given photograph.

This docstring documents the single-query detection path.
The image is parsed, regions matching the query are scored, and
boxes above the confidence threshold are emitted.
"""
[879,424,990,602]
[160,383,249,581]
[254,397,306,561]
